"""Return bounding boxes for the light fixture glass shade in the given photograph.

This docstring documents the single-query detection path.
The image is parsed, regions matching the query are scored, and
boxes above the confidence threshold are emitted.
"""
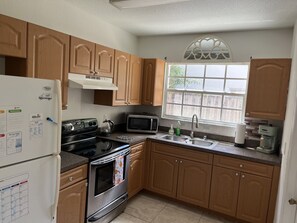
[109,0,191,9]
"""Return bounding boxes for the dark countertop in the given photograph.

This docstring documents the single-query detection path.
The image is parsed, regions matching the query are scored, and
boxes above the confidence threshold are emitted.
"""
[60,151,89,173]
[99,131,281,166]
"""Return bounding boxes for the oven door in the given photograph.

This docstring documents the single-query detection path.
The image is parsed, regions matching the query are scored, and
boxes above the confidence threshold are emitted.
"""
[87,147,130,217]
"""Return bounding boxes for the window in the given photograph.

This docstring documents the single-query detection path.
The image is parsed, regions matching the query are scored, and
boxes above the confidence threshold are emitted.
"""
[162,63,249,125]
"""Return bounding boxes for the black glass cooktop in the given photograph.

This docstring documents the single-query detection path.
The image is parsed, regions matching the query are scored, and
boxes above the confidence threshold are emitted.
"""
[66,137,129,161]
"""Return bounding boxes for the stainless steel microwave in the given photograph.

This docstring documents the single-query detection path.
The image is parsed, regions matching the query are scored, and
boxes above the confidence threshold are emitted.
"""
[126,114,159,134]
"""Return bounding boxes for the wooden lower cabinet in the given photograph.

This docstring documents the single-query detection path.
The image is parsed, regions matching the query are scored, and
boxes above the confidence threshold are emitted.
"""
[149,152,179,198]
[210,166,272,223]
[128,143,145,198]
[57,179,87,223]
[57,165,88,223]
[209,166,240,216]
[237,173,271,223]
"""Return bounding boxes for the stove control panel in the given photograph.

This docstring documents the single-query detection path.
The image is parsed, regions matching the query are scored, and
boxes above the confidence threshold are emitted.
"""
[62,118,98,135]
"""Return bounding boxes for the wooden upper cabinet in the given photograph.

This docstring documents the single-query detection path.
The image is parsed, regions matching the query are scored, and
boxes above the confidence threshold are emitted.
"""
[246,59,291,120]
[177,159,212,208]
[27,24,70,109]
[149,152,179,198]
[128,55,143,105]
[95,44,114,78]
[209,166,240,217]
[69,36,95,75]
[0,14,27,58]
[142,59,165,106]
[112,50,130,105]
[236,173,271,223]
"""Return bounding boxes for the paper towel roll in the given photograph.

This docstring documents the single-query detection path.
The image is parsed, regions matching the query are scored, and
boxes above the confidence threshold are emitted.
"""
[235,123,246,147]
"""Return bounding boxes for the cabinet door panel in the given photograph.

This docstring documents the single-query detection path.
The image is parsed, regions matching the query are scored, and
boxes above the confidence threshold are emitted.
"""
[246,59,291,120]
[70,36,95,75]
[95,44,114,78]
[177,160,212,208]
[209,166,240,217]
[27,24,69,109]
[142,60,155,105]
[57,180,87,223]
[237,173,271,223]
[0,14,27,58]
[149,152,178,198]
[113,50,129,105]
[129,55,143,105]
[128,151,145,198]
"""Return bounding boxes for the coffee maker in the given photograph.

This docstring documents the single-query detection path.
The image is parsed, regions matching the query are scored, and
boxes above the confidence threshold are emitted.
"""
[256,125,278,154]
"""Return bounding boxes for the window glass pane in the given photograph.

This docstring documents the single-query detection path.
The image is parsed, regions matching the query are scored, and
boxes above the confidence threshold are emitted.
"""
[201,108,221,121]
[168,77,184,89]
[166,104,182,116]
[221,109,242,123]
[186,65,205,77]
[167,92,183,103]
[184,93,201,105]
[202,94,222,107]
[227,65,248,78]
[204,79,224,92]
[225,80,247,93]
[185,78,203,90]
[223,96,243,109]
[182,106,200,118]
[169,65,186,77]
[206,65,225,78]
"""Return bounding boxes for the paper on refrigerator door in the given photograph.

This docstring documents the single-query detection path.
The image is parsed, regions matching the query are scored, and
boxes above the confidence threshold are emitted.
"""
[0,173,30,222]
[29,113,43,139]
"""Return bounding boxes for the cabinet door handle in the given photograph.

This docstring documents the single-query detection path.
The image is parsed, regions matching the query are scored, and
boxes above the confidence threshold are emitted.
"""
[239,164,243,168]
[179,161,183,164]
[175,160,178,163]
[235,173,239,176]
[241,174,245,178]
[69,176,73,182]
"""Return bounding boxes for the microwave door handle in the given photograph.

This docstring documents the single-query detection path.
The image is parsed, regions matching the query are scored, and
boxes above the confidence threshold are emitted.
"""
[150,119,153,131]
[90,149,130,166]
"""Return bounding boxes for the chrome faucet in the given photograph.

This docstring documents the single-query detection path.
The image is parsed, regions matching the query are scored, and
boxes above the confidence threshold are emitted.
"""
[190,114,199,138]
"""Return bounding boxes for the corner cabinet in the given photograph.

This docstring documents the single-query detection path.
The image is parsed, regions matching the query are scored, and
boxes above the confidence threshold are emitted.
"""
[94,52,143,106]
[57,165,88,223]
[0,14,27,58]
[27,24,70,109]
[128,142,145,198]
[148,142,212,208]
[245,58,291,120]
[142,59,165,106]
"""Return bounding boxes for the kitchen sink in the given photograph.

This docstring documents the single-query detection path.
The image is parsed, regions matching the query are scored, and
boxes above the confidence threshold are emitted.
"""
[160,135,190,142]
[186,138,218,148]
[160,135,218,149]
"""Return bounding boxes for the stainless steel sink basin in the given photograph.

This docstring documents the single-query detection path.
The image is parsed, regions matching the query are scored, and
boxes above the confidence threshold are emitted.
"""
[160,135,190,142]
[186,138,218,148]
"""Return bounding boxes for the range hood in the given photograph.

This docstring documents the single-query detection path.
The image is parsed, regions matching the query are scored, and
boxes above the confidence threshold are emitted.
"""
[68,73,118,90]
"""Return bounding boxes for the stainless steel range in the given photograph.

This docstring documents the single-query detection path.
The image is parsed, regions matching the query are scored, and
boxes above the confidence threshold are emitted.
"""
[61,118,130,223]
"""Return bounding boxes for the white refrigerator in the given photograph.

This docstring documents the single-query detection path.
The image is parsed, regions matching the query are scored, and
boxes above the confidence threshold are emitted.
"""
[0,75,61,223]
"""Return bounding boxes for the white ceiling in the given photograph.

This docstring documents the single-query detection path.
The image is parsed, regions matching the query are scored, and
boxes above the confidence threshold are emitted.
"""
[68,0,297,36]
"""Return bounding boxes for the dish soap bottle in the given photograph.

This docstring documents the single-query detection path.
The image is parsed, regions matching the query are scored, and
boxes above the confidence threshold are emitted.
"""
[168,124,174,135]
[176,121,181,136]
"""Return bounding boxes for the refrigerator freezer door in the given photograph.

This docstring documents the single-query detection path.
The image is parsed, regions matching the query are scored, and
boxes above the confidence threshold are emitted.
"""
[0,75,61,167]
[0,155,60,223]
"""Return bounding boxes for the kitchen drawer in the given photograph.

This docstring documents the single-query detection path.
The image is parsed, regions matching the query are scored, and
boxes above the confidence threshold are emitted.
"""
[213,155,273,178]
[131,142,145,155]
[151,142,213,164]
[60,164,88,190]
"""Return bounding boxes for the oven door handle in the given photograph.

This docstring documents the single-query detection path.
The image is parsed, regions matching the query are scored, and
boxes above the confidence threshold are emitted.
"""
[90,148,130,166]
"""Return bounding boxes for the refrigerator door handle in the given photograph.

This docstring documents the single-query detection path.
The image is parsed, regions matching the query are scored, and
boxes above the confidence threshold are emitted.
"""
[55,80,62,155]
[52,154,61,220]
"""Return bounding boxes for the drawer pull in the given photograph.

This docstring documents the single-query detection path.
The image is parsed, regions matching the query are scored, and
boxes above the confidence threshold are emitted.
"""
[69,177,73,182]
[235,173,239,176]
[180,160,183,164]
[239,164,243,168]
[175,160,178,163]
[241,174,245,178]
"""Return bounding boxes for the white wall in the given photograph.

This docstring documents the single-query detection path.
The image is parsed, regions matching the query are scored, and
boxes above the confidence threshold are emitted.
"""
[136,29,293,137]
[0,0,138,54]
[275,20,297,223]
[138,29,293,62]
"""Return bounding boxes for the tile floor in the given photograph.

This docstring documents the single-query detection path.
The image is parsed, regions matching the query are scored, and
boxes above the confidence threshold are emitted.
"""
[111,192,236,223]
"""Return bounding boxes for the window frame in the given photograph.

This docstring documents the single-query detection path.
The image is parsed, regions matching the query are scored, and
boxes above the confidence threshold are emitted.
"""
[161,62,250,127]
